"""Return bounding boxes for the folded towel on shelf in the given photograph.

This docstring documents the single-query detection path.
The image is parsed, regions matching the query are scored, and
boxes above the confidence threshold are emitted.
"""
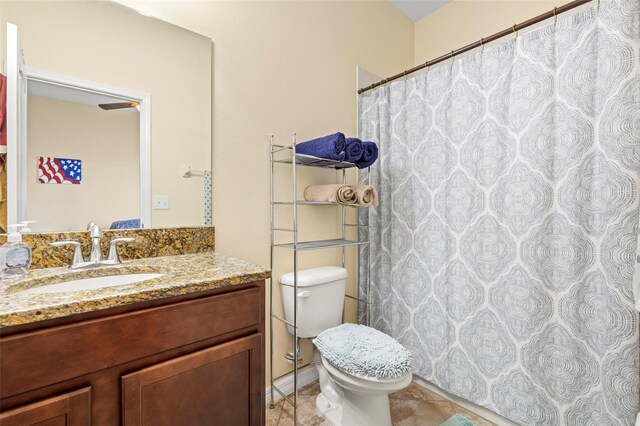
[344,137,364,162]
[295,132,346,161]
[304,184,357,205]
[353,185,378,206]
[355,141,378,169]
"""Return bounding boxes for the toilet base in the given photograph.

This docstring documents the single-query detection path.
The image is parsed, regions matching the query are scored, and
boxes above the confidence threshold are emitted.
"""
[313,349,395,426]
[316,388,392,426]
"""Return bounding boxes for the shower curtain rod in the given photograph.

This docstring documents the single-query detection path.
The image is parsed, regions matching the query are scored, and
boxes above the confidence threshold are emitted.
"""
[358,0,593,95]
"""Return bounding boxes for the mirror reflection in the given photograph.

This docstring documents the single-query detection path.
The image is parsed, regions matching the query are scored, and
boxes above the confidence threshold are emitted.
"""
[1,1,213,232]
[27,90,140,232]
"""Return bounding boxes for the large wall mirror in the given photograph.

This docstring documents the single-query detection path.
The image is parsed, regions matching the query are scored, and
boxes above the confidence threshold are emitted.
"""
[1,1,212,233]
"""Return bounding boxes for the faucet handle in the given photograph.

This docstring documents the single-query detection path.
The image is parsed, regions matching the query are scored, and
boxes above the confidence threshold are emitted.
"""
[50,241,84,268]
[107,237,135,264]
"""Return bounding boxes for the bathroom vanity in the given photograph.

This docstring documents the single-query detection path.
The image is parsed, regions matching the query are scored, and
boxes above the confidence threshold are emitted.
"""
[0,250,269,425]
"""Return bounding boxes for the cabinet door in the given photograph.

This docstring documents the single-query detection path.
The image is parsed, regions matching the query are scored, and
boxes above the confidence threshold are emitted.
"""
[0,387,91,426]
[122,333,263,426]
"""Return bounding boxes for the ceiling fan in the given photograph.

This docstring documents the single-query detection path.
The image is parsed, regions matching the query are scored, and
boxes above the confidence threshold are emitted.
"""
[98,101,139,111]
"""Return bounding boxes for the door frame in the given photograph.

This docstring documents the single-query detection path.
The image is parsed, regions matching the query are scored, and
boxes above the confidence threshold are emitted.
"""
[5,22,27,229]
[21,68,152,228]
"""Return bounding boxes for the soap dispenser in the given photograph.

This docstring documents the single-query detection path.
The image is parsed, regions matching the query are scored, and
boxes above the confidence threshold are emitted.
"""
[0,224,32,279]
[19,221,37,233]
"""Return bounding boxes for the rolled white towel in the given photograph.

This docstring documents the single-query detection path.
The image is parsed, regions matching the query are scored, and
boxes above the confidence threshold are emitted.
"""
[353,185,378,207]
[304,184,378,207]
[304,184,357,206]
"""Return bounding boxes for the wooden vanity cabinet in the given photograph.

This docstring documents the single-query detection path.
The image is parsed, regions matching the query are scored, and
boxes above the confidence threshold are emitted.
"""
[122,334,261,425]
[0,387,91,426]
[0,281,265,426]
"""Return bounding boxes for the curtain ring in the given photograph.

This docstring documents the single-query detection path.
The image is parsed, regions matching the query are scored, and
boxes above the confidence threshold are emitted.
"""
[554,7,558,25]
[511,24,519,40]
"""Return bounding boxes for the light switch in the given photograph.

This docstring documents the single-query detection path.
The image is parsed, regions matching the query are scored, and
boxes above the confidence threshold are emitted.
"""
[153,195,170,210]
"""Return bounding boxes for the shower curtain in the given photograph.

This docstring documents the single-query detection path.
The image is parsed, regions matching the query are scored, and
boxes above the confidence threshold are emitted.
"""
[358,1,639,424]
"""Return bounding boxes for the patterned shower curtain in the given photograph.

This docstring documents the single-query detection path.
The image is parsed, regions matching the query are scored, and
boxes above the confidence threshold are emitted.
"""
[358,1,639,424]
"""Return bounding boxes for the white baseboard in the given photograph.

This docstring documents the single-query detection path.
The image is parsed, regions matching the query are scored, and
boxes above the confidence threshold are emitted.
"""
[411,376,517,426]
[266,364,319,405]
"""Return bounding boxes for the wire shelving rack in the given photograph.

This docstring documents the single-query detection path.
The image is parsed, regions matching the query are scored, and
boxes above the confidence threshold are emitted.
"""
[268,133,372,425]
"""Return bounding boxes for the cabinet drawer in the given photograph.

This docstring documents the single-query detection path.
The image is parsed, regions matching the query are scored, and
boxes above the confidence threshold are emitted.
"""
[122,334,262,426]
[0,387,91,426]
[1,286,261,399]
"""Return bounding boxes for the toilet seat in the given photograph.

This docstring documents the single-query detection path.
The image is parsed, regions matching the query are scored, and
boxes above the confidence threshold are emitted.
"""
[321,354,413,393]
[314,323,412,381]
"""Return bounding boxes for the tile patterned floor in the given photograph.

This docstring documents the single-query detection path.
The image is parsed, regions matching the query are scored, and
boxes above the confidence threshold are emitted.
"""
[266,382,496,426]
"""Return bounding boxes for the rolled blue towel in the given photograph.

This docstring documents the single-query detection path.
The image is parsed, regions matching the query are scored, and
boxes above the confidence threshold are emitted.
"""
[295,132,346,161]
[344,137,364,162]
[355,141,378,169]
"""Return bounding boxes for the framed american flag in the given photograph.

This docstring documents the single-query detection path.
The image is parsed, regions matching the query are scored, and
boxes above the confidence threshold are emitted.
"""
[38,157,82,184]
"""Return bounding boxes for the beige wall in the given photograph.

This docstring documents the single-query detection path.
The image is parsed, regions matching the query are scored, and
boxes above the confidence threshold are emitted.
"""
[117,0,415,382]
[1,1,212,229]
[27,95,139,232]
[414,0,571,65]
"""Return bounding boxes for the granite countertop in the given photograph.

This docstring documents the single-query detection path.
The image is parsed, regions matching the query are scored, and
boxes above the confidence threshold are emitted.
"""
[0,252,270,329]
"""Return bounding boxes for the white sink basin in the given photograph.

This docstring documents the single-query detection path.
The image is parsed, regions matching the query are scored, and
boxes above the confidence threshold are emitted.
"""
[19,273,164,295]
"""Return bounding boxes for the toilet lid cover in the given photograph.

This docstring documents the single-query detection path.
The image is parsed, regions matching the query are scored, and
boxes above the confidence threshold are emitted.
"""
[313,323,412,379]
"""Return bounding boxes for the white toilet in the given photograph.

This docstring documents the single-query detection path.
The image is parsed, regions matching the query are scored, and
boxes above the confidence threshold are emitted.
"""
[280,266,412,426]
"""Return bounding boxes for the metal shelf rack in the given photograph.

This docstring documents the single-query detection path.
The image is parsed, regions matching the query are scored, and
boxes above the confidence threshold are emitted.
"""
[268,133,372,425]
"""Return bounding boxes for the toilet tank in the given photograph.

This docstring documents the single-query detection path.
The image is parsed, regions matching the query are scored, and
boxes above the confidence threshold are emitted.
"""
[279,266,348,338]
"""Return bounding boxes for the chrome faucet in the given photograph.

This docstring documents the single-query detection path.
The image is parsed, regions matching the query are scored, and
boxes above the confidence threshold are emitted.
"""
[50,221,134,269]
[87,221,103,264]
